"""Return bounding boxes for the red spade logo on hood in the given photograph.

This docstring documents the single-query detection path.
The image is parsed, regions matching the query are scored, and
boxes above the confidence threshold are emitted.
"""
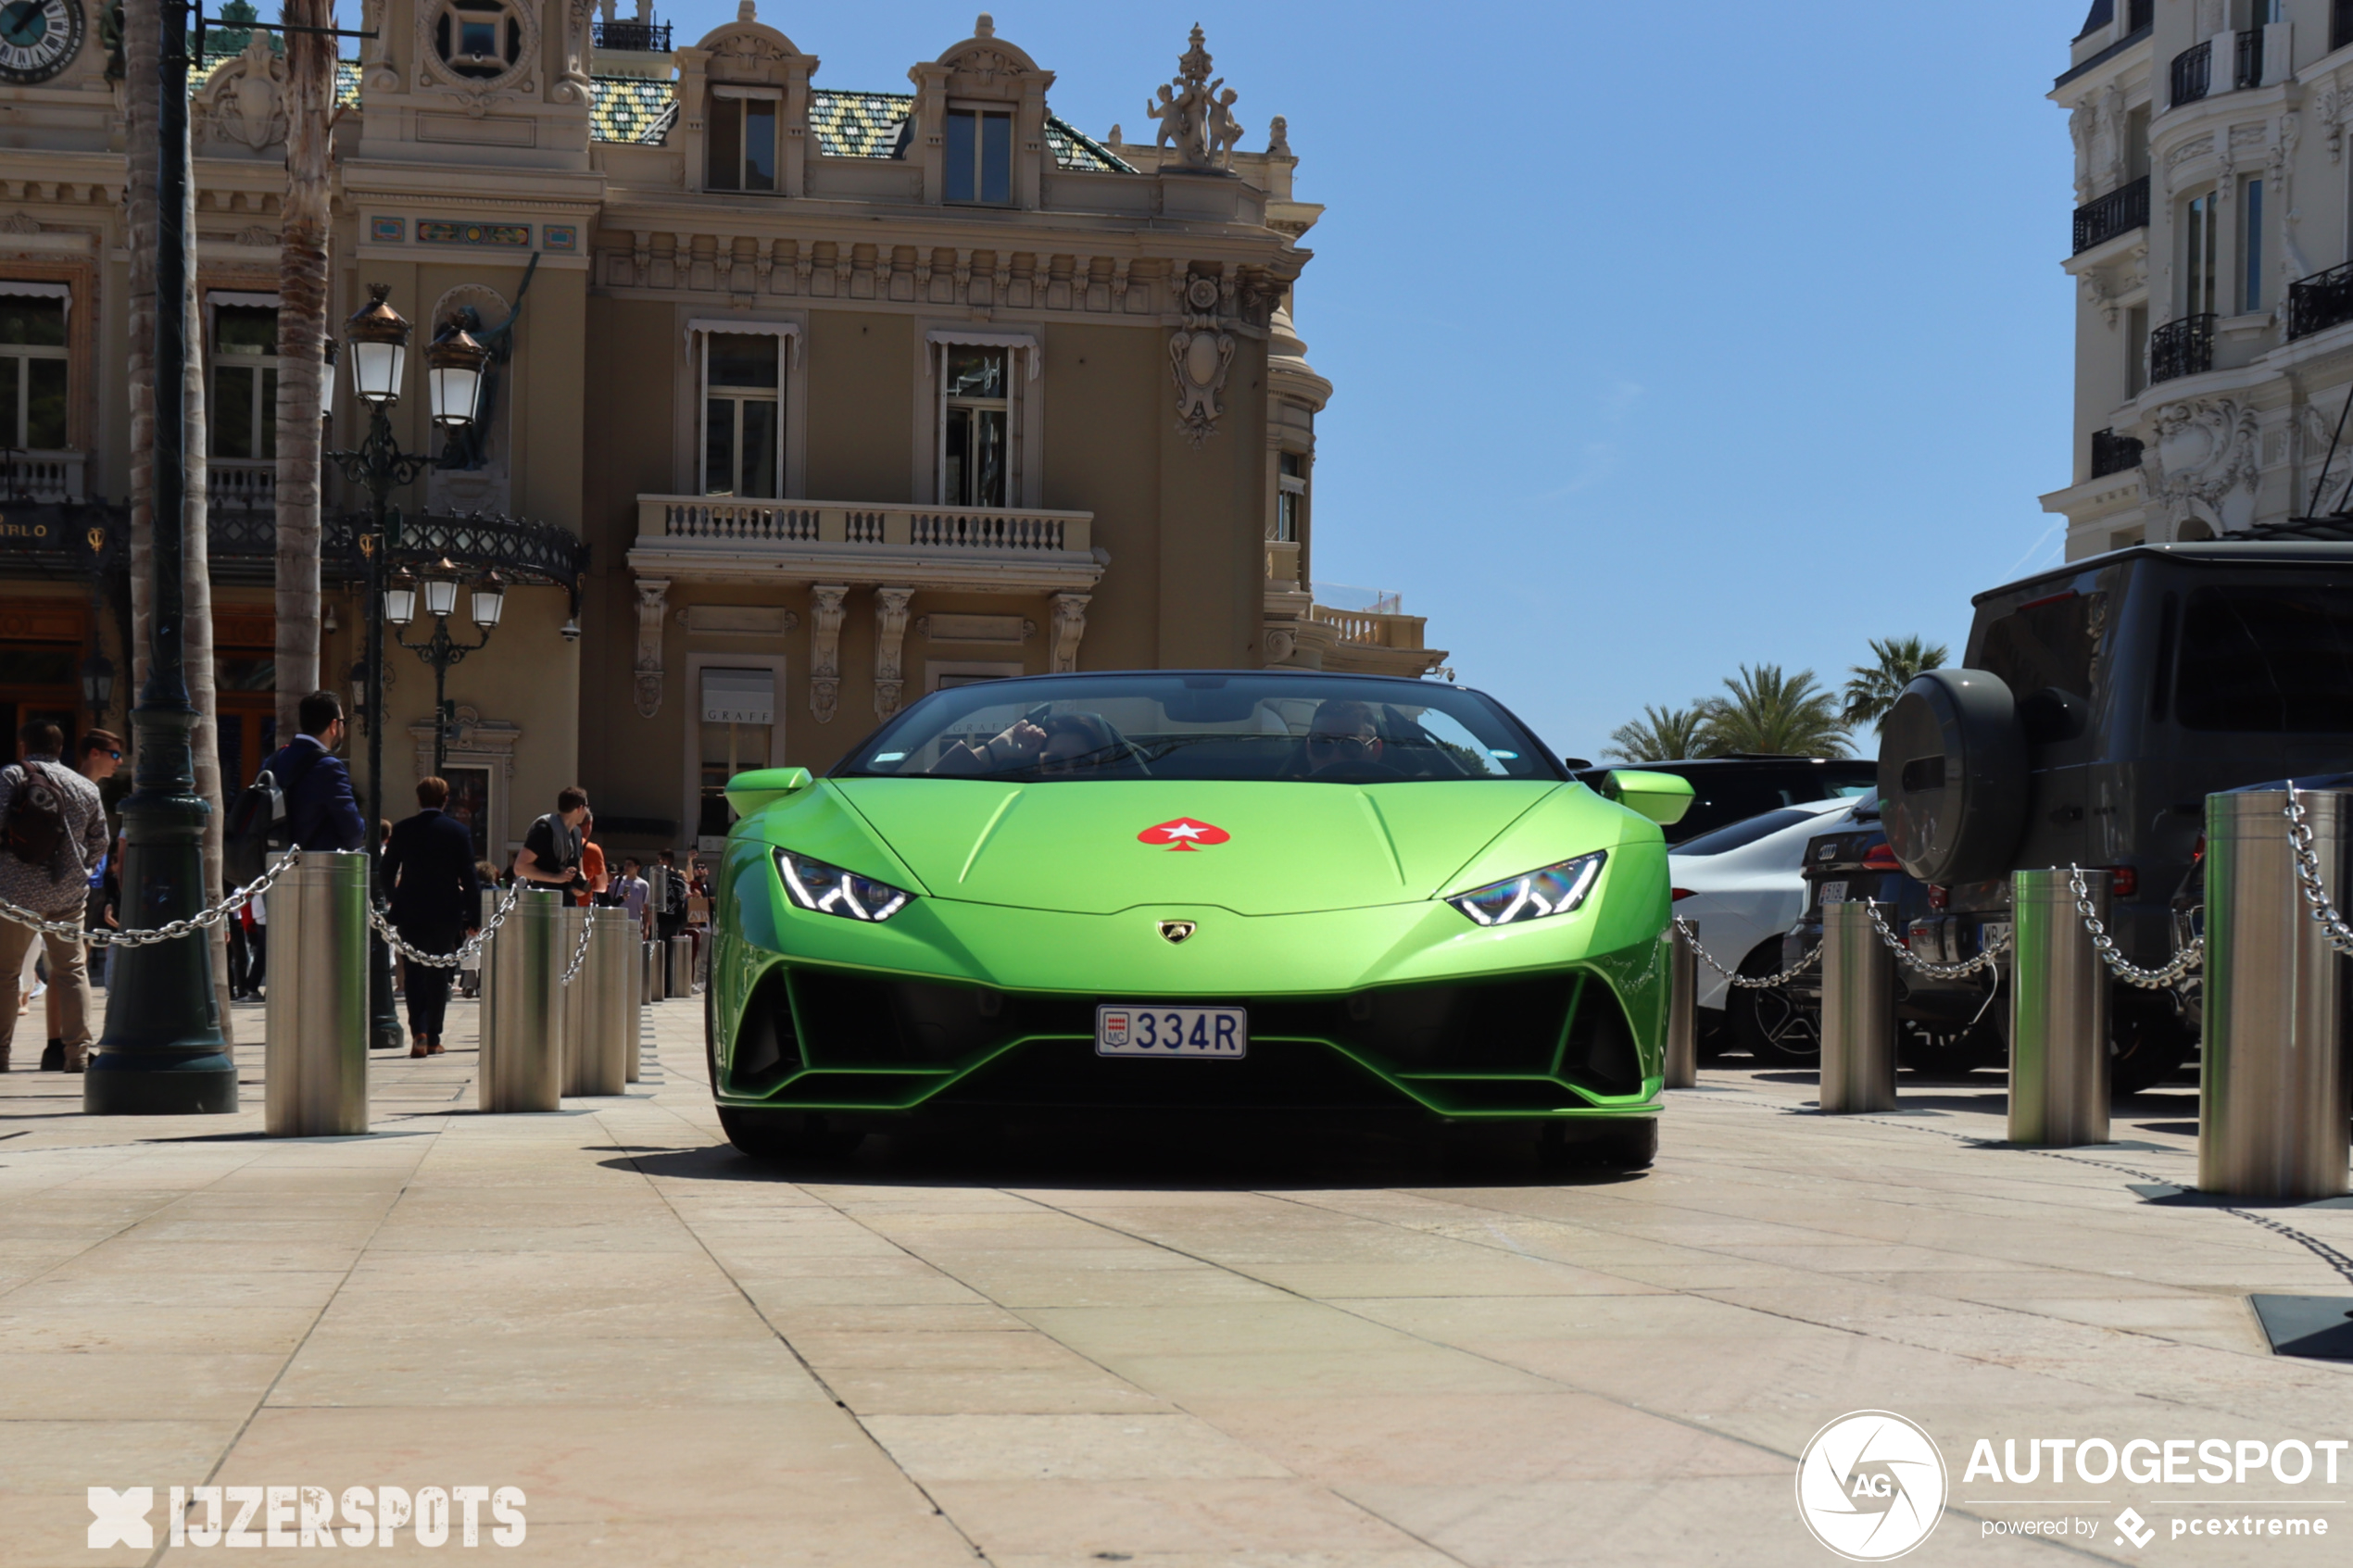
[1138,818,1231,852]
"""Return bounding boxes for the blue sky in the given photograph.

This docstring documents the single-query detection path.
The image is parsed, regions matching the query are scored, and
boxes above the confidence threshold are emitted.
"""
[363,0,2081,760]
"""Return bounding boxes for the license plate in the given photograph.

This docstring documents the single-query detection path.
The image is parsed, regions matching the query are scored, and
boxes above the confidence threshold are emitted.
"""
[1818,880,1848,908]
[1981,921,2011,953]
[1096,1005,1247,1059]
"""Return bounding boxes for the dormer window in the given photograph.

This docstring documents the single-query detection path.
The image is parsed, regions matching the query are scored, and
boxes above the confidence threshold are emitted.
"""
[944,107,1012,205]
[434,0,520,80]
[708,87,779,193]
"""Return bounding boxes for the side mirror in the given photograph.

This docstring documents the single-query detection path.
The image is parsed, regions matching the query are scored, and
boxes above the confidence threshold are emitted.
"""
[1600,769,1694,826]
[724,767,812,818]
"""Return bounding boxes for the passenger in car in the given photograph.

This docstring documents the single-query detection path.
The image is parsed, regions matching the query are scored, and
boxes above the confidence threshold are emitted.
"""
[930,713,1122,776]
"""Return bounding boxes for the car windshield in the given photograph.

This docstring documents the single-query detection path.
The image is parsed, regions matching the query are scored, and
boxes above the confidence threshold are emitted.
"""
[837,672,1562,784]
[1667,807,1823,857]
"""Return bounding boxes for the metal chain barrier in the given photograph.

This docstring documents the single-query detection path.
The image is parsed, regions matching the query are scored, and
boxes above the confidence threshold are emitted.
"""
[2063,864,2203,988]
[2284,784,2353,958]
[1860,899,2011,980]
[1672,918,1819,989]
[366,882,523,970]
[559,910,595,987]
[0,848,301,948]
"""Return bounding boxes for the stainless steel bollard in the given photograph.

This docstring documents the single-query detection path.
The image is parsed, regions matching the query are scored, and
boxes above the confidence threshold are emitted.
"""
[475,887,500,1059]
[1664,922,1697,1089]
[482,889,565,1112]
[1818,901,1895,1113]
[2009,869,2110,1148]
[646,938,665,1002]
[265,850,371,1136]
[2201,790,2350,1200]
[560,908,634,1097]
[668,934,695,997]
[557,904,592,1097]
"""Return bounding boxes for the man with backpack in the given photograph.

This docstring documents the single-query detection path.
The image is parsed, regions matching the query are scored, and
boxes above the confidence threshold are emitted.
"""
[254,691,366,854]
[0,721,107,1073]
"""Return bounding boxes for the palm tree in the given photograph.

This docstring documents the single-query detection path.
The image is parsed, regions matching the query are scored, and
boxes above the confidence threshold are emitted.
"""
[1841,635,1948,734]
[274,0,334,742]
[1698,664,1849,758]
[1601,703,1712,764]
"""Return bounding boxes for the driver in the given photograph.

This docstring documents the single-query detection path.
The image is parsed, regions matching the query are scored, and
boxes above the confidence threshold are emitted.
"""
[1301,699,1390,778]
[932,713,1119,776]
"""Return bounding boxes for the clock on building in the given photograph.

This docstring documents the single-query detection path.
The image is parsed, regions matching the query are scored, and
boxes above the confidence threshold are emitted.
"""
[0,0,82,83]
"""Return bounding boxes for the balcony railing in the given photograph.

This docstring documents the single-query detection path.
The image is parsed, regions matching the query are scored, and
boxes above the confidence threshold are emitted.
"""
[592,19,670,50]
[641,496,1091,555]
[2234,26,2264,90]
[2171,39,2210,105]
[2091,428,2145,479]
[2073,175,2148,255]
[1310,605,1427,651]
[208,458,274,510]
[2289,262,2353,340]
[2149,314,2215,384]
[0,449,85,503]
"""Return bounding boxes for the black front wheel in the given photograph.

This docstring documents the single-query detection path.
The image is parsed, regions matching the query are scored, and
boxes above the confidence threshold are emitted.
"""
[1733,960,1820,1065]
[1541,1118,1657,1171]
[2111,988,2194,1096]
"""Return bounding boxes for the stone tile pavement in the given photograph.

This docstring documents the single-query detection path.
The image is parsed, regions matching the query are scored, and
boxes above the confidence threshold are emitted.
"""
[0,995,2348,1564]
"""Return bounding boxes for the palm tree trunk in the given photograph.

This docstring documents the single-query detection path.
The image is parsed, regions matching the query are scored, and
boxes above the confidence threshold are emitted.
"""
[124,1,156,694]
[275,0,333,743]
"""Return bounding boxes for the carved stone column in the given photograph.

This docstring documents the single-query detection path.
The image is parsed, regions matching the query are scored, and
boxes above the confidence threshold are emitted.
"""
[874,587,913,719]
[633,578,669,718]
[1050,593,1089,673]
[809,584,848,723]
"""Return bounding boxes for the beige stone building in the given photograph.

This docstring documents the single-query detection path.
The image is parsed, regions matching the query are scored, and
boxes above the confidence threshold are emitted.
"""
[2042,0,2353,558]
[0,2,1444,859]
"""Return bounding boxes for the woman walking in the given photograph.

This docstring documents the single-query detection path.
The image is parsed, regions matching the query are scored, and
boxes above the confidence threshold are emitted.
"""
[382,777,484,1057]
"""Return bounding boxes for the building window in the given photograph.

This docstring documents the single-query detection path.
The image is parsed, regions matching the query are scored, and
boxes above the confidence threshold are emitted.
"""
[698,667,775,847]
[939,345,1009,506]
[706,89,778,193]
[1274,450,1306,542]
[701,333,780,498]
[944,107,1013,204]
[2184,190,2219,320]
[0,293,67,451]
[2239,176,2264,314]
[434,0,519,80]
[209,304,279,461]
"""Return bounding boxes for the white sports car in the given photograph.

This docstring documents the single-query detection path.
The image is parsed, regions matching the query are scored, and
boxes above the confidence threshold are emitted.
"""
[1667,796,1858,1062]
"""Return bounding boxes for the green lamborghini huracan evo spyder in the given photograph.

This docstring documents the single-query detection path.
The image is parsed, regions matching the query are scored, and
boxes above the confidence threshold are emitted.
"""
[704,671,1692,1166]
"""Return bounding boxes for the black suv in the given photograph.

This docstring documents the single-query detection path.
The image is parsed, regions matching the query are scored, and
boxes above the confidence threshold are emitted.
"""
[1880,540,2353,1090]
[1572,755,1876,846]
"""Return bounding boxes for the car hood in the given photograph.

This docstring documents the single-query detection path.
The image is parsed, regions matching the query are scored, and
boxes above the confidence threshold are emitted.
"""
[819,777,1579,916]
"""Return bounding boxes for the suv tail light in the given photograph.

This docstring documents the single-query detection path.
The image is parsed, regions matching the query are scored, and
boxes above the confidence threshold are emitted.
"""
[2106,866,2138,898]
[1861,844,1902,872]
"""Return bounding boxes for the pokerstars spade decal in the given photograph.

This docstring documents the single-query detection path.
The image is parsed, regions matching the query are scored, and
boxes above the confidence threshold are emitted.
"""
[1138,818,1231,852]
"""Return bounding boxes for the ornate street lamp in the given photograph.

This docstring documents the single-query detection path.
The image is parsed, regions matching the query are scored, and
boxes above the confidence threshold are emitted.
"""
[426,326,488,430]
[396,558,504,776]
[81,652,113,715]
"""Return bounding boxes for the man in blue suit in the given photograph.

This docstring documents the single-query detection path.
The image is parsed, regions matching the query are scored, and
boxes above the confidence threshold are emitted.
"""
[259,691,367,853]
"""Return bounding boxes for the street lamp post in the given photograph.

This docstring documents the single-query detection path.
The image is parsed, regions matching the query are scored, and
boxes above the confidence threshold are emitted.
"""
[328,288,483,1052]
[389,558,505,776]
[85,0,233,1113]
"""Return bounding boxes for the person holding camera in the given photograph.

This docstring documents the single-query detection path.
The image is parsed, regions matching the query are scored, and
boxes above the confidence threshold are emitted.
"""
[515,786,590,891]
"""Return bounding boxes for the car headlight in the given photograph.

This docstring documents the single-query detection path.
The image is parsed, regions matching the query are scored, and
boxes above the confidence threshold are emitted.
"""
[1447,850,1606,926]
[774,848,913,922]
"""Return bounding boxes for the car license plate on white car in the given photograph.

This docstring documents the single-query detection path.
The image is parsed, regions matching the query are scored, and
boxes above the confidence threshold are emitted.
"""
[1981,921,2011,954]
[1096,1006,1247,1059]
[1817,880,1848,908]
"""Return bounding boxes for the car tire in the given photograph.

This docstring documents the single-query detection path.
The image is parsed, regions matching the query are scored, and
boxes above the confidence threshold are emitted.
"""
[2111,988,2193,1097]
[1879,668,2030,884]
[717,1107,865,1162]
[1695,1005,1736,1063]
[1542,1118,1657,1171]
[1730,941,1818,1065]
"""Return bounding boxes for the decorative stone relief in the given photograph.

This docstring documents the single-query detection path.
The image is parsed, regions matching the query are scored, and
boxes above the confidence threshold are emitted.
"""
[2322,84,2349,164]
[873,587,913,719]
[1169,271,1235,446]
[2142,399,2261,538]
[414,0,540,115]
[2080,270,2120,329]
[1049,593,1089,673]
[2069,103,2094,207]
[809,584,847,723]
[2163,134,2211,195]
[634,577,669,718]
[409,706,521,781]
[1263,624,1296,664]
[194,33,289,151]
[1266,115,1290,157]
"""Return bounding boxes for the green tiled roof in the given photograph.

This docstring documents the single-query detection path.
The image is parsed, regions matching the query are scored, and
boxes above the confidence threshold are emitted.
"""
[587,78,1136,171]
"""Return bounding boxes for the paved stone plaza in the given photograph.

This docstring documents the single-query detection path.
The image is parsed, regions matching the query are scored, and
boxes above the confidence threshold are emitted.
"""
[2,997,2350,1565]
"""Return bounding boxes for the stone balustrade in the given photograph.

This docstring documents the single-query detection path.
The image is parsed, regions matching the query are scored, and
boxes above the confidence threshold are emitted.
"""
[1310,603,1428,650]
[631,495,1101,594]
[0,449,84,503]
[208,458,274,510]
